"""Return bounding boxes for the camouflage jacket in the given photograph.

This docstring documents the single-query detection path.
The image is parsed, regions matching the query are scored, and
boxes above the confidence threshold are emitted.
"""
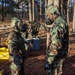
[21,31,28,39]
[31,21,39,34]
[8,30,26,57]
[49,16,68,54]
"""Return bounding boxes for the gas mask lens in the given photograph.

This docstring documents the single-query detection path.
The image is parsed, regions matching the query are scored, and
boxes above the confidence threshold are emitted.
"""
[45,16,53,25]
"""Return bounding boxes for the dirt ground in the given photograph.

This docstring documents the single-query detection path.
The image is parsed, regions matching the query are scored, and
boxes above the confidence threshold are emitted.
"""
[0,21,75,75]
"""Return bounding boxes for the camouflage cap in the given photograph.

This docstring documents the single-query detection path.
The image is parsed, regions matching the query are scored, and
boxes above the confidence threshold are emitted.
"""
[10,17,23,28]
[46,5,60,15]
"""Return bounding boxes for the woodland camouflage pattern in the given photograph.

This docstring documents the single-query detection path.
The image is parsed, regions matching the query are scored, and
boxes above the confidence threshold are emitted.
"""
[46,5,68,75]
[46,4,60,15]
[8,17,26,75]
[47,16,68,75]
[30,21,39,38]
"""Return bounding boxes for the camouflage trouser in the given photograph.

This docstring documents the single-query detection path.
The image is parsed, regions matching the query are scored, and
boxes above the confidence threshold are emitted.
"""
[47,59,64,75]
[9,56,25,75]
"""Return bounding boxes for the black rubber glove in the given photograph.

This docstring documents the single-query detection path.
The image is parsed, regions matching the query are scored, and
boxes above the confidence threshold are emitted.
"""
[44,61,51,70]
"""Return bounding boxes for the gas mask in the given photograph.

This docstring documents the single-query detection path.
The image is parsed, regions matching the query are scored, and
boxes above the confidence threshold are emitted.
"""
[19,23,28,32]
[45,16,53,25]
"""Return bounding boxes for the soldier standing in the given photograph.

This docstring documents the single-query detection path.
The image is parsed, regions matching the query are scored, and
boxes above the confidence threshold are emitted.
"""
[44,5,68,75]
[8,17,28,75]
[30,21,40,38]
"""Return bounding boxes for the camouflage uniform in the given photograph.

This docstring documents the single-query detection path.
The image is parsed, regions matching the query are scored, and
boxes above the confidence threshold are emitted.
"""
[45,5,68,75]
[30,21,39,38]
[21,23,28,39]
[8,17,26,75]
[21,31,28,39]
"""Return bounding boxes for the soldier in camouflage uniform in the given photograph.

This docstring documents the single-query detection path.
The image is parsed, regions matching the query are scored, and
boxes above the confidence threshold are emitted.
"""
[8,17,28,75]
[44,5,68,75]
[30,21,40,38]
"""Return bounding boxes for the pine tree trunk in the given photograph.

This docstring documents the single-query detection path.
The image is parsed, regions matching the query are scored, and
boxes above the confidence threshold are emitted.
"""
[40,0,42,21]
[45,0,48,15]
[2,0,4,21]
[60,0,64,15]
[48,0,59,7]
[67,0,70,25]
[48,0,53,6]
[73,0,75,32]
[28,0,32,22]
[32,0,34,21]
[54,0,59,8]
[5,0,6,17]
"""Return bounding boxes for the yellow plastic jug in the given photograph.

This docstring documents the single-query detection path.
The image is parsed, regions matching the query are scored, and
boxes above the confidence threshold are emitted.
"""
[0,47,9,60]
[0,69,4,75]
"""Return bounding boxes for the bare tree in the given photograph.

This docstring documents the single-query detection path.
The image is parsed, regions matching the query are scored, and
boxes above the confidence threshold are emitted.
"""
[67,0,70,25]
[40,0,42,21]
[32,0,34,21]
[45,0,47,14]
[47,0,59,7]
[48,0,53,6]
[54,0,59,8]
[2,0,4,21]
[72,0,75,33]
[28,0,32,22]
